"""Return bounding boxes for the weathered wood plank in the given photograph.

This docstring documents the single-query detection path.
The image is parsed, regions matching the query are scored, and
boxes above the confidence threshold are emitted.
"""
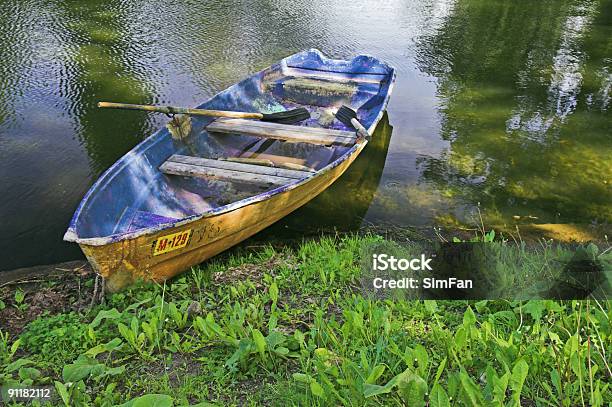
[165,155,311,179]
[221,157,315,173]
[276,162,316,172]
[206,118,357,146]
[222,157,275,167]
[160,161,297,187]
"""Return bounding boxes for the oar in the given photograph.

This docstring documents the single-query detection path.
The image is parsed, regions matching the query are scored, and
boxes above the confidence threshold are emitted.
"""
[97,102,310,124]
[335,105,370,142]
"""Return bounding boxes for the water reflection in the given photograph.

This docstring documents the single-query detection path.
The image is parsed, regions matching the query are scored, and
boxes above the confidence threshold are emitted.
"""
[415,0,611,226]
[0,0,610,270]
[60,0,157,172]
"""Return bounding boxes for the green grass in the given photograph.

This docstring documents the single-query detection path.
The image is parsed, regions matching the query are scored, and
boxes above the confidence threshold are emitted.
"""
[1,235,610,406]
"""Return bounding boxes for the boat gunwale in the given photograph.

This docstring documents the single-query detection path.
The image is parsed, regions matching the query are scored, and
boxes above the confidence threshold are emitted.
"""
[64,49,396,246]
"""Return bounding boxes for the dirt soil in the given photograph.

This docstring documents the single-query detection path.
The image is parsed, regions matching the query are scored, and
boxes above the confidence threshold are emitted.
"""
[0,260,96,338]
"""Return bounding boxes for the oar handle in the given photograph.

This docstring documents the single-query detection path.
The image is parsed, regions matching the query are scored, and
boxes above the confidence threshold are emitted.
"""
[350,118,371,142]
[98,102,264,119]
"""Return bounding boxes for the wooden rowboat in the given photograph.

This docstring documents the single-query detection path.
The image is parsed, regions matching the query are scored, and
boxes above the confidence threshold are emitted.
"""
[64,49,396,291]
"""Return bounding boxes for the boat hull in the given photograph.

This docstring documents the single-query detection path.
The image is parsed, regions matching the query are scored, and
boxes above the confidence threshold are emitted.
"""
[80,142,365,291]
[67,49,396,291]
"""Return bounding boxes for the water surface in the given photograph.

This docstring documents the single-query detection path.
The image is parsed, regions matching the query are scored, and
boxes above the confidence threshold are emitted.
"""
[0,0,610,270]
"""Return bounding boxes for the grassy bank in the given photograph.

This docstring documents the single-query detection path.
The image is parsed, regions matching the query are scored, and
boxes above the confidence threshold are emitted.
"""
[1,235,611,406]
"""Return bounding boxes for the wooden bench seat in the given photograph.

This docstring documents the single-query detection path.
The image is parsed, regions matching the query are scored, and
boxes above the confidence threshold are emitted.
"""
[206,118,357,146]
[160,155,312,187]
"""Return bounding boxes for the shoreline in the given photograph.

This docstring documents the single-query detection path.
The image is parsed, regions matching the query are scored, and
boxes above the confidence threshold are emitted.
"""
[0,221,608,286]
[0,260,90,286]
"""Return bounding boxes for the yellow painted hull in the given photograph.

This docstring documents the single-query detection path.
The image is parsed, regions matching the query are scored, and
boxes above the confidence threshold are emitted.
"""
[79,144,364,291]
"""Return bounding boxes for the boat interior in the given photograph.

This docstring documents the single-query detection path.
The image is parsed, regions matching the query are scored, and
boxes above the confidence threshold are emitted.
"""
[67,50,395,242]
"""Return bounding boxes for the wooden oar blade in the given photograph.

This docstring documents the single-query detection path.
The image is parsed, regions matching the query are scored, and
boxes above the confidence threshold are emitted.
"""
[260,108,310,124]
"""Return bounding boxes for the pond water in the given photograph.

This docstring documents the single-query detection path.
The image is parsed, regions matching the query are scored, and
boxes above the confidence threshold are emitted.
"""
[0,0,610,271]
